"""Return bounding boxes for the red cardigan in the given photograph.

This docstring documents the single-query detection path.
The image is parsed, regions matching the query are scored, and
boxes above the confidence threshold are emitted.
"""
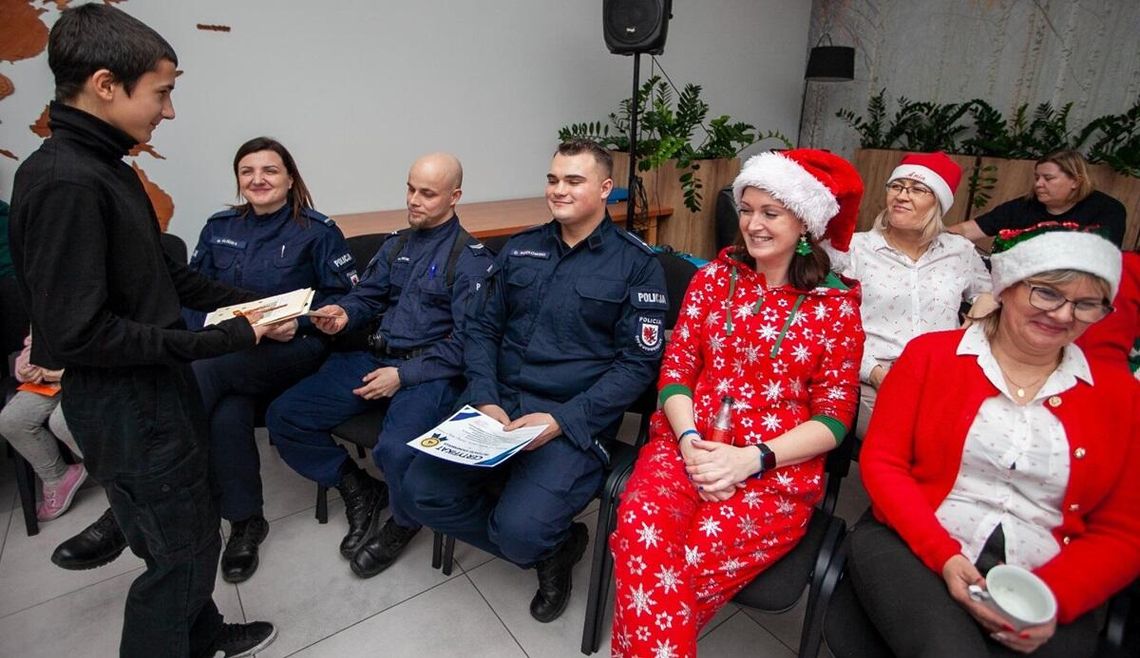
[862,328,1140,624]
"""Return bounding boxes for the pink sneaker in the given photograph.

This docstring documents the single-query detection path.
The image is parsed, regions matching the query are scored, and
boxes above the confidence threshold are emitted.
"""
[38,463,88,521]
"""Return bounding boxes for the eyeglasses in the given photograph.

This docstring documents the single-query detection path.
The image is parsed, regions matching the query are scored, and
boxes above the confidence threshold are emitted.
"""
[1023,283,1113,323]
[885,182,934,198]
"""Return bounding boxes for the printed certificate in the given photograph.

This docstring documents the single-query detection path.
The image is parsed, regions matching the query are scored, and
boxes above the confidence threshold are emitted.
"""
[407,405,548,467]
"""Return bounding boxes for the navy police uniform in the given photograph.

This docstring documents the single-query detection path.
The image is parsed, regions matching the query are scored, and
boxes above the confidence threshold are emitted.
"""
[401,215,667,566]
[266,215,494,528]
[187,204,356,522]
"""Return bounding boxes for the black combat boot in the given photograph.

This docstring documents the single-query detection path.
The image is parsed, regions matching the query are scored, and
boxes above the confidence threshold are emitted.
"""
[336,460,388,558]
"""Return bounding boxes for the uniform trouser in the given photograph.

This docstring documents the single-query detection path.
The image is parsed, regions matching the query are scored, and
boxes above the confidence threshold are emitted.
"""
[62,364,223,658]
[192,334,328,522]
[0,389,80,482]
[842,513,1099,658]
[400,430,604,568]
[265,350,462,528]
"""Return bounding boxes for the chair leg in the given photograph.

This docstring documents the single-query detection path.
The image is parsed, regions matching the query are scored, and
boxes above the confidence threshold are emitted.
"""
[432,531,443,569]
[442,535,455,576]
[12,448,40,536]
[800,531,849,658]
[581,485,623,654]
[315,484,329,524]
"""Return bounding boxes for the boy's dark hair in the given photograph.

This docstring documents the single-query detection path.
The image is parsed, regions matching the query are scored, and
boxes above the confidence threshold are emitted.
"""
[231,137,315,224]
[555,139,614,179]
[49,3,178,102]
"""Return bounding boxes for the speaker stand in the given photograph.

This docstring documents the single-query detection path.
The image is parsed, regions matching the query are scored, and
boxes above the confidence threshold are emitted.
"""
[625,53,641,234]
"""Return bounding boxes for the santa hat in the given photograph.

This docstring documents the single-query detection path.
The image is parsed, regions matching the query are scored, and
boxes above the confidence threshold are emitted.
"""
[732,149,864,252]
[990,222,1122,299]
[888,152,961,213]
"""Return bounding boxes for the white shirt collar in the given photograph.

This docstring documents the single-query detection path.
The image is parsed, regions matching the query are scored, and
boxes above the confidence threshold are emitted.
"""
[956,323,1094,401]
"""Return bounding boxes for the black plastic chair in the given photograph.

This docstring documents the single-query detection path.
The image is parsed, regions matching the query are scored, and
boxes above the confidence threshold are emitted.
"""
[579,407,857,655]
[431,252,700,576]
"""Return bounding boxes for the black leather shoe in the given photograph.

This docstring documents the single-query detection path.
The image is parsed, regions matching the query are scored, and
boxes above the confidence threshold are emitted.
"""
[51,507,128,570]
[336,464,388,558]
[350,517,420,578]
[212,620,277,657]
[529,522,589,622]
[221,515,269,584]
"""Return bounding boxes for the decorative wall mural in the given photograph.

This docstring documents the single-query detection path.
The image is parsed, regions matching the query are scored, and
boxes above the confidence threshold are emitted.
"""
[2,0,178,230]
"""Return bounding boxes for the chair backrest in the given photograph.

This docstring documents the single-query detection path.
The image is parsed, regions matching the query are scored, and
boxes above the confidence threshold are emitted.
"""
[715,185,738,252]
[480,234,511,256]
[657,251,699,329]
[159,232,188,266]
[346,233,390,275]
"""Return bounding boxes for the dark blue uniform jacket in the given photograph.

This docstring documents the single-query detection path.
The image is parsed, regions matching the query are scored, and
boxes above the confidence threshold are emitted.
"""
[338,215,494,387]
[464,216,667,459]
[186,204,355,332]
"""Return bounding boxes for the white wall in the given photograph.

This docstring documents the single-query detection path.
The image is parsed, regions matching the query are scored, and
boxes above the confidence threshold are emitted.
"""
[802,0,1140,156]
[0,0,811,247]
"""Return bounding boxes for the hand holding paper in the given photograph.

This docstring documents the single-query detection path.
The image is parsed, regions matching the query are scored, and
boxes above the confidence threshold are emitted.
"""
[408,405,549,467]
[205,288,316,328]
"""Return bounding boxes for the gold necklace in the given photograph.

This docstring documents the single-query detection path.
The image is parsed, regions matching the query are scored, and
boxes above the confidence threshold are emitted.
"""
[993,359,1052,400]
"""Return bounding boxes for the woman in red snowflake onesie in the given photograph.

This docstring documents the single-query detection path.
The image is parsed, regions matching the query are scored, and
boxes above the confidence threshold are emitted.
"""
[610,150,865,658]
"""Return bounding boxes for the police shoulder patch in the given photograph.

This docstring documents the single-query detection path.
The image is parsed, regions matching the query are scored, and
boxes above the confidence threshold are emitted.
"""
[635,315,664,352]
[630,286,668,310]
[331,252,355,270]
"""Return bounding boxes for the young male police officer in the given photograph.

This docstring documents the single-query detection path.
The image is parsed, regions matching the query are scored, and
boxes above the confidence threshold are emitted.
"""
[401,140,668,622]
[8,5,276,656]
[266,153,494,576]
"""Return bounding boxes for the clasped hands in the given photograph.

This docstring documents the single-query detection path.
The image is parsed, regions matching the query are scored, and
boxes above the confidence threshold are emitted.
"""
[680,435,757,502]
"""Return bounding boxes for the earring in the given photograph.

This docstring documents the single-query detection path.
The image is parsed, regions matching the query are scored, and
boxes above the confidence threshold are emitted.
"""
[795,234,813,256]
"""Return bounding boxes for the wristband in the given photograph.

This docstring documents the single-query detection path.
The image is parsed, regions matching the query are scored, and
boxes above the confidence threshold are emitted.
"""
[678,429,700,443]
[753,443,776,477]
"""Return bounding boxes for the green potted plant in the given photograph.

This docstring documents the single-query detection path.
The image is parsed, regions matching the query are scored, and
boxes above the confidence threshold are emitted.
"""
[561,75,788,213]
[559,75,788,258]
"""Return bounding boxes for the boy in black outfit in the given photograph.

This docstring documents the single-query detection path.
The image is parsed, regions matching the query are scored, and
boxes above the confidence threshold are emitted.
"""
[8,5,278,657]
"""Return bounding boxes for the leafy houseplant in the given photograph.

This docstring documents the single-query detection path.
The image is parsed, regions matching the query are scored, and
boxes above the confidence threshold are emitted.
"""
[837,91,1139,175]
[559,75,789,212]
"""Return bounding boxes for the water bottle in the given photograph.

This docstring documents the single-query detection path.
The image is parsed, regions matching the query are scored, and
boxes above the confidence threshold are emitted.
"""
[708,396,734,444]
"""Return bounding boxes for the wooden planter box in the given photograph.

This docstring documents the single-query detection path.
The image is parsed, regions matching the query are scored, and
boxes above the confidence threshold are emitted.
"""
[612,152,739,260]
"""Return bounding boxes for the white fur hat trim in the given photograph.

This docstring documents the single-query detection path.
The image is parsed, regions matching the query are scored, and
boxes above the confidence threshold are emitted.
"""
[732,152,839,239]
[990,231,1122,300]
[889,164,955,213]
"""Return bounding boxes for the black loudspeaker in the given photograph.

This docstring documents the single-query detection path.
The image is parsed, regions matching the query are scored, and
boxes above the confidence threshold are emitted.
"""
[603,0,672,55]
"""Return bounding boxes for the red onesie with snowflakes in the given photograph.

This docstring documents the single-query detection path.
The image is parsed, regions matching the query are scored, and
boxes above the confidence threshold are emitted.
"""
[610,248,863,658]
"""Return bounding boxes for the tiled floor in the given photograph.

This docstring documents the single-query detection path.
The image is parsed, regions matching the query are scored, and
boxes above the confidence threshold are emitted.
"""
[0,420,870,657]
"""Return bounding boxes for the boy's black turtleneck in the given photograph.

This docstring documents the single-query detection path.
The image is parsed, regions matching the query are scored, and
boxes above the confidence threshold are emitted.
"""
[9,102,258,370]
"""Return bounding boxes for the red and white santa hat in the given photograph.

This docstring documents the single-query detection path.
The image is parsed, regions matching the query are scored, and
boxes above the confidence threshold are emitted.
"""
[888,151,961,213]
[732,149,864,252]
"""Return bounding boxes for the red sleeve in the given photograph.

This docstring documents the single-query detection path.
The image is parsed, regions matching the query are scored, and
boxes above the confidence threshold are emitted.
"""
[657,264,713,399]
[861,336,964,574]
[1035,385,1140,623]
[806,290,864,431]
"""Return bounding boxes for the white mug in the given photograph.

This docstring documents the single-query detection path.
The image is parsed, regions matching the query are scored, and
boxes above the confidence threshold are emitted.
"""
[968,565,1057,631]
